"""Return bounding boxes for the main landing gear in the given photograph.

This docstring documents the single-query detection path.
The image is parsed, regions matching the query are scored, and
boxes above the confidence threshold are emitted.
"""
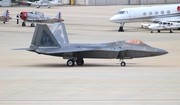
[22,22,35,27]
[30,23,35,27]
[151,29,173,33]
[22,21,26,27]
[169,28,173,33]
[67,58,84,67]
[118,23,125,32]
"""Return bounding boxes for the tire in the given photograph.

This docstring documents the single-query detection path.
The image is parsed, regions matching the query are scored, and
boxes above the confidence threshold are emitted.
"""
[120,61,126,67]
[22,22,26,27]
[31,23,35,27]
[76,59,84,66]
[67,59,74,67]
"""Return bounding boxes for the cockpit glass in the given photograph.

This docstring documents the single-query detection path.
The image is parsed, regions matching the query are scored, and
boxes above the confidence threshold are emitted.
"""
[163,22,167,25]
[116,11,125,14]
[125,40,146,45]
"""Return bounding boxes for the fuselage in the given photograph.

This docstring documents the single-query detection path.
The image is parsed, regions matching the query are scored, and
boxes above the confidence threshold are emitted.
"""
[35,40,168,59]
[110,4,180,23]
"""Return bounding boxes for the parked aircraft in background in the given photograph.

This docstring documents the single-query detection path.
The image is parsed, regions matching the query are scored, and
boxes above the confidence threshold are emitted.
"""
[141,21,180,33]
[19,11,64,27]
[0,10,11,24]
[109,4,180,32]
[27,0,60,8]
[13,23,168,67]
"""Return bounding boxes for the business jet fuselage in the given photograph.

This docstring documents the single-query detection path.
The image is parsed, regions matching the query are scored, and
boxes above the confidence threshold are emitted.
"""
[109,4,180,32]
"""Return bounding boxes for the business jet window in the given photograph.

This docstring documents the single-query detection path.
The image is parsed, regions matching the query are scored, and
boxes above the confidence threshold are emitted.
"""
[143,12,146,16]
[155,11,158,15]
[167,10,170,14]
[117,11,125,14]
[149,12,152,15]
[161,11,164,14]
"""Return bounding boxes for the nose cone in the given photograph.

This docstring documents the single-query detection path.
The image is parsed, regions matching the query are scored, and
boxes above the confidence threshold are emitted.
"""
[156,48,168,56]
[109,15,118,23]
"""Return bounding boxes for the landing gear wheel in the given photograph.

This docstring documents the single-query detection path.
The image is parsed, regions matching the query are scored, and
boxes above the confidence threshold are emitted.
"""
[67,59,74,67]
[76,59,84,66]
[157,30,160,33]
[3,21,5,24]
[120,61,126,67]
[151,30,153,33]
[170,29,173,33]
[30,23,35,27]
[22,22,26,27]
[118,23,125,32]
[48,6,50,9]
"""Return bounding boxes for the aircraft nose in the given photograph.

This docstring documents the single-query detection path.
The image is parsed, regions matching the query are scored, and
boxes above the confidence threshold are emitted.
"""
[156,48,168,55]
[109,15,117,23]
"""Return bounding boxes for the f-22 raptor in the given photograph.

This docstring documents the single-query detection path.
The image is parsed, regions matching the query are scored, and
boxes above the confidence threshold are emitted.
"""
[14,22,168,67]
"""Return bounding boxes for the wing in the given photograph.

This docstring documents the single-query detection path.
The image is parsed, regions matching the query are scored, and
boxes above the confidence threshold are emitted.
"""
[26,19,58,23]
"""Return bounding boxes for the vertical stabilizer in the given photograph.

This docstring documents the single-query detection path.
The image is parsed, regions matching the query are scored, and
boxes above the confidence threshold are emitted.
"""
[53,12,64,22]
[2,10,10,23]
[30,24,60,49]
[50,22,69,44]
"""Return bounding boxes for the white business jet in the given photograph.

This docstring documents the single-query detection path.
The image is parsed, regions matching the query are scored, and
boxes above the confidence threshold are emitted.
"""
[141,21,180,33]
[27,0,60,8]
[109,4,180,32]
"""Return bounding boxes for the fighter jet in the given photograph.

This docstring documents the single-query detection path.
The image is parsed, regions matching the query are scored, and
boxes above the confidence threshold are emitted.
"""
[13,22,168,67]
[141,21,180,33]
[0,10,11,24]
[19,11,64,27]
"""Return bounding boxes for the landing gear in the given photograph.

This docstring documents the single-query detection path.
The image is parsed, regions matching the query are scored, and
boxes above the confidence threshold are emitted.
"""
[48,6,51,9]
[3,21,5,24]
[67,59,74,67]
[157,30,160,33]
[151,30,153,33]
[118,23,125,32]
[120,59,126,67]
[66,58,84,67]
[170,28,173,33]
[22,21,26,27]
[30,23,35,27]
[76,58,84,66]
[120,61,126,67]
[36,6,40,8]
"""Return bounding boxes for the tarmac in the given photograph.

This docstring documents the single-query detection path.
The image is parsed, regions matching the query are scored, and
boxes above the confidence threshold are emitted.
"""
[0,5,180,105]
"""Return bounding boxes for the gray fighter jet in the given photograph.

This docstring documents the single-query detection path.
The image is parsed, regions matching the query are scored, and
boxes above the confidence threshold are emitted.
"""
[14,22,168,67]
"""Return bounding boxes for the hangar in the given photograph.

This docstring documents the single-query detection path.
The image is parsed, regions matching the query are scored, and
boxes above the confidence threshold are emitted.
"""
[69,0,180,5]
[0,0,11,6]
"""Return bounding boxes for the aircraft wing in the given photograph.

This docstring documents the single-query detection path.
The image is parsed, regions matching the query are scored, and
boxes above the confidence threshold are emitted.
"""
[26,19,60,23]
[141,22,151,28]
[153,17,180,23]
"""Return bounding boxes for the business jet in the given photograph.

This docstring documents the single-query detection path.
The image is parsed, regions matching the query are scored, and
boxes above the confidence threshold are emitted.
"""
[19,11,64,27]
[141,21,180,33]
[0,10,11,24]
[27,0,60,8]
[109,4,180,32]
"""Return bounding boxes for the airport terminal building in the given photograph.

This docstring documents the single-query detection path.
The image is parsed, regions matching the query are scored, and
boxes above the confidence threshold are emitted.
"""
[0,0,180,6]
[72,0,180,5]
